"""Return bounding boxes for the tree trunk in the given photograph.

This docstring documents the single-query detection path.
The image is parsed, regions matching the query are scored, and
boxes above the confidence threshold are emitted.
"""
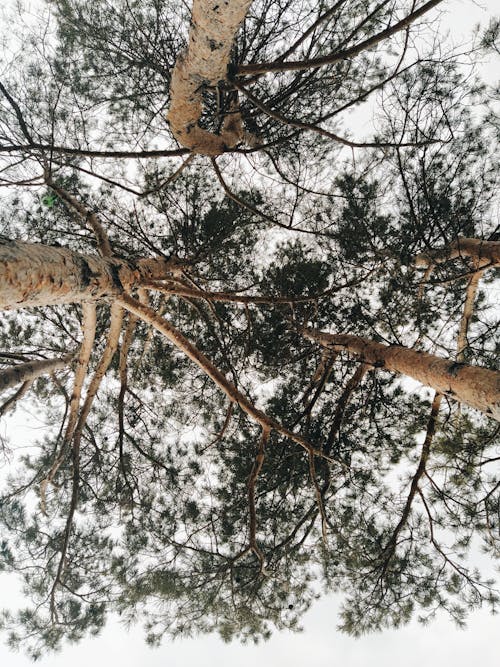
[414,237,500,268]
[0,354,74,394]
[0,239,182,311]
[167,0,252,155]
[301,327,500,421]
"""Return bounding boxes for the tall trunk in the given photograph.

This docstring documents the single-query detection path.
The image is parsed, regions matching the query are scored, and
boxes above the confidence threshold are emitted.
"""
[0,239,182,311]
[414,237,500,268]
[0,353,74,394]
[168,0,252,155]
[302,327,500,421]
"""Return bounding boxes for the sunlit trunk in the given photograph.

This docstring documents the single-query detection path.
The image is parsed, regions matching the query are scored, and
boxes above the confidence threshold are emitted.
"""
[168,0,252,155]
[0,239,181,311]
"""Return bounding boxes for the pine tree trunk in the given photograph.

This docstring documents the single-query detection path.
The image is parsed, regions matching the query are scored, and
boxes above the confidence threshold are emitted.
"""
[414,237,500,268]
[302,328,500,421]
[0,354,74,394]
[167,0,252,155]
[0,239,182,311]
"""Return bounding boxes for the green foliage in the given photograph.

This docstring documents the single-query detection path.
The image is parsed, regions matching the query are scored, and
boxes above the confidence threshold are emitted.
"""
[0,0,499,659]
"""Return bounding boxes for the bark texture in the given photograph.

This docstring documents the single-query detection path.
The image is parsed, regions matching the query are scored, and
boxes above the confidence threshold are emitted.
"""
[415,237,500,268]
[0,239,182,310]
[302,328,500,421]
[0,354,73,394]
[167,0,252,155]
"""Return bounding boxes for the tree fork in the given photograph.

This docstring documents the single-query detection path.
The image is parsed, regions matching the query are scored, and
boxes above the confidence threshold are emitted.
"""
[167,0,252,155]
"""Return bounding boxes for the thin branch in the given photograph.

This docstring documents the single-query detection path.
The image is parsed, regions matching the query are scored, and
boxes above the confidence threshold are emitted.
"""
[117,294,335,463]
[237,0,444,74]
[44,173,112,257]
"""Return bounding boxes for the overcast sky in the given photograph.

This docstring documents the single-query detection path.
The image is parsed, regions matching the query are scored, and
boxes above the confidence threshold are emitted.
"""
[1,0,499,665]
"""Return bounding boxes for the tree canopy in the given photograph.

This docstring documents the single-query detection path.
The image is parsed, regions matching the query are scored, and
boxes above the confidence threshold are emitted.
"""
[0,0,499,659]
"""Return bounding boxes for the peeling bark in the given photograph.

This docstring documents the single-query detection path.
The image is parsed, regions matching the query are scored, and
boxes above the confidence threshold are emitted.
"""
[0,239,183,310]
[167,0,252,155]
[302,327,500,421]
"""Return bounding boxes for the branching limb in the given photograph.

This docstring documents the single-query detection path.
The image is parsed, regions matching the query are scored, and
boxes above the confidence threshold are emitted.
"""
[199,401,234,453]
[247,427,270,573]
[378,391,442,572]
[414,237,500,270]
[44,172,112,257]
[0,380,32,417]
[456,270,484,363]
[117,294,335,463]
[40,303,96,513]
[0,353,74,395]
[308,450,328,544]
[324,363,370,454]
[232,79,437,149]
[0,80,34,144]
[237,0,445,74]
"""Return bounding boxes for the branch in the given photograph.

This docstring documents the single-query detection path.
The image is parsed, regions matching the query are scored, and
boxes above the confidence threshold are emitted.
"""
[378,391,442,573]
[0,142,189,159]
[40,303,96,513]
[44,173,113,257]
[117,294,334,462]
[237,0,444,74]
[324,363,370,454]
[0,353,73,395]
[233,75,437,150]
[247,427,270,572]
[0,80,34,144]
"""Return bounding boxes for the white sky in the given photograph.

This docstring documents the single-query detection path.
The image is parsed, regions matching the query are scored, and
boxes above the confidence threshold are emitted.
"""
[1,0,499,665]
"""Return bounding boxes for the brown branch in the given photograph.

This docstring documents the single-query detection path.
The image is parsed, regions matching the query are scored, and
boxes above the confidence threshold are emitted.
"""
[0,80,34,144]
[44,173,112,257]
[308,450,328,544]
[324,363,370,454]
[247,427,270,572]
[199,401,234,453]
[456,270,484,363]
[232,79,435,149]
[378,391,442,572]
[0,380,32,417]
[0,353,74,395]
[414,237,500,269]
[0,142,189,159]
[139,154,195,197]
[145,279,343,305]
[300,326,500,420]
[117,294,335,463]
[211,157,333,237]
[71,303,123,442]
[237,0,445,74]
[40,303,96,513]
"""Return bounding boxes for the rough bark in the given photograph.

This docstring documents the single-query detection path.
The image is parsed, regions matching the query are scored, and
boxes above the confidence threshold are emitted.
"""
[0,353,73,394]
[302,327,500,421]
[167,0,252,155]
[414,237,500,269]
[0,239,183,310]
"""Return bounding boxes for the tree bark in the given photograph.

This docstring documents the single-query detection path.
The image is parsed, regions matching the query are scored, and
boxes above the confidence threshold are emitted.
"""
[301,327,500,421]
[0,239,182,310]
[167,0,252,155]
[414,237,500,268]
[0,354,74,394]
